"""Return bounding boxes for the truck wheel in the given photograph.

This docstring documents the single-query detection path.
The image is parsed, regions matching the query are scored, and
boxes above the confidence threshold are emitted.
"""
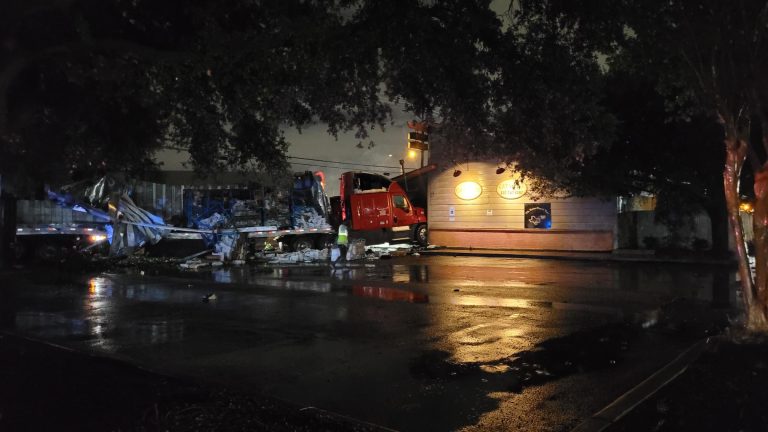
[415,224,428,246]
[290,237,314,252]
[13,241,26,260]
[35,244,62,262]
[314,235,334,250]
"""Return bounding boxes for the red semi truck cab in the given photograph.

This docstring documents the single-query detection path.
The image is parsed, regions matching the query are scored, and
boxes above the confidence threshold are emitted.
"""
[335,172,428,246]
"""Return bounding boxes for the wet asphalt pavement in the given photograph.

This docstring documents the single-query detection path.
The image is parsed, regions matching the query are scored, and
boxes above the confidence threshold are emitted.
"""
[0,256,736,431]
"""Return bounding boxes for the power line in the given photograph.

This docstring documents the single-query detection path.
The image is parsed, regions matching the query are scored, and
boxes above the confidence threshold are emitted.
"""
[287,156,406,169]
[289,161,413,173]
[160,146,416,171]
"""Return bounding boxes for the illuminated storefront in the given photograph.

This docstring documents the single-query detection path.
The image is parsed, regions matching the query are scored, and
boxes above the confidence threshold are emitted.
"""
[427,162,617,251]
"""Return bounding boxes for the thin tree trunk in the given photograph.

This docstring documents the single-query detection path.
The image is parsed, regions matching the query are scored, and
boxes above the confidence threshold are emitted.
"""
[723,136,765,329]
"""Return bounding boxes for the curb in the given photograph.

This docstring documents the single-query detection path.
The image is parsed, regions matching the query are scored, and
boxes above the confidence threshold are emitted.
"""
[419,250,734,266]
[570,338,709,432]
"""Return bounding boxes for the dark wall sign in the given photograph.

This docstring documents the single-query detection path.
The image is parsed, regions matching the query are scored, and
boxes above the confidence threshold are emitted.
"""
[524,203,551,229]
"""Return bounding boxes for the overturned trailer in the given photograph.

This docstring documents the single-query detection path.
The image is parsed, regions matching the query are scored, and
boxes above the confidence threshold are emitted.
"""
[48,171,336,260]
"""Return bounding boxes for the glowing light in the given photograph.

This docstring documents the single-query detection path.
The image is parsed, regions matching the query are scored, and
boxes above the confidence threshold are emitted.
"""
[89,234,107,243]
[740,202,754,213]
[88,278,98,295]
[408,150,417,159]
[496,179,527,200]
[455,181,482,200]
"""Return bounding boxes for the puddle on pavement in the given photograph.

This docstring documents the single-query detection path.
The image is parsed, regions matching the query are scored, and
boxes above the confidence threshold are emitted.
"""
[410,323,639,393]
[131,319,186,345]
[434,294,625,317]
[409,298,735,395]
[352,286,429,303]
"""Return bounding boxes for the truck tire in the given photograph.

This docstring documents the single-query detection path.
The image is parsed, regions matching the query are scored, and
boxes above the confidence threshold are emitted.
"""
[314,234,334,250]
[290,236,315,252]
[415,224,428,247]
[35,244,62,262]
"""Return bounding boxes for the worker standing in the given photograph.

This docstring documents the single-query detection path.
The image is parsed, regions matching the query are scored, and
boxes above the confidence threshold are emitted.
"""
[336,224,349,261]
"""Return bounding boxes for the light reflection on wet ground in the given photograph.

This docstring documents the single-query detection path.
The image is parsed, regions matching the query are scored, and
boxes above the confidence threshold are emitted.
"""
[1,256,736,432]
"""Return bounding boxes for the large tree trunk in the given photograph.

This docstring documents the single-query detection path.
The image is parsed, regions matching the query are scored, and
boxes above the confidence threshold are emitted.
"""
[752,167,768,329]
[724,133,768,330]
[0,188,16,269]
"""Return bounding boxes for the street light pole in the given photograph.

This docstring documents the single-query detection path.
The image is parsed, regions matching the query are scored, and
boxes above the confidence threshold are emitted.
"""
[399,159,408,192]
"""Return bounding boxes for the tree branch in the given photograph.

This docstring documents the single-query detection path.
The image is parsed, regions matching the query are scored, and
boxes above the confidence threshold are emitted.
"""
[0,39,192,137]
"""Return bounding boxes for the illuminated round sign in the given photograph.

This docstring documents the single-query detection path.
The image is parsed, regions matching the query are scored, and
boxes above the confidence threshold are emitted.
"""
[455,181,482,200]
[496,179,527,200]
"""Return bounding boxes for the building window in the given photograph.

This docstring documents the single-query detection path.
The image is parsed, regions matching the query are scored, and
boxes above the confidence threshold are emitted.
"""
[524,203,551,229]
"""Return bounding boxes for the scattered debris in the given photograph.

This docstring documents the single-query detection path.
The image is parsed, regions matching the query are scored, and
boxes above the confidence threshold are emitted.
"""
[180,249,214,262]
[330,246,342,263]
[366,242,414,253]
[268,248,329,264]
[347,239,367,261]
[179,259,210,270]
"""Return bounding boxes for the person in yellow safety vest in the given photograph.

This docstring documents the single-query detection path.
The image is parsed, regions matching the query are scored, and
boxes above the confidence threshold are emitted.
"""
[336,224,349,261]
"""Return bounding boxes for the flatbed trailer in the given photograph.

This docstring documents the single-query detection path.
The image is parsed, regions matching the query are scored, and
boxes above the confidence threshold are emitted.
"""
[130,222,336,252]
[14,224,108,261]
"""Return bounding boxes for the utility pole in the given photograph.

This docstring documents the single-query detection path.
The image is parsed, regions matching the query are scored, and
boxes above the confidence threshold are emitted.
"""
[407,121,429,169]
[399,159,408,192]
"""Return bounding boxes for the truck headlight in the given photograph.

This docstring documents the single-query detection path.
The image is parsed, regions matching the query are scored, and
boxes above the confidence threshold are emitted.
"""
[89,234,107,243]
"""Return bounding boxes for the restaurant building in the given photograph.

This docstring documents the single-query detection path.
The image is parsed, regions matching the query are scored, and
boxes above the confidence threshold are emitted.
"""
[427,162,617,251]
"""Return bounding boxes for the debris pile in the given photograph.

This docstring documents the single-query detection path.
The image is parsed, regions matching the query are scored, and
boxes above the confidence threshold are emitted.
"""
[293,207,329,229]
[347,239,367,261]
[267,248,329,264]
[365,242,416,258]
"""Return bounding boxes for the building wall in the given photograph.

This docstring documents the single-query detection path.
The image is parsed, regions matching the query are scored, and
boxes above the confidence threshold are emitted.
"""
[427,162,617,251]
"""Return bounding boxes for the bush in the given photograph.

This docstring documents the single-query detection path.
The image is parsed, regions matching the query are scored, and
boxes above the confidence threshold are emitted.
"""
[643,236,659,250]
[692,238,710,251]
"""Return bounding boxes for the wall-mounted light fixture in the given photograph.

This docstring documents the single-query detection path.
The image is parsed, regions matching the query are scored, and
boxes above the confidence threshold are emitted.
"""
[451,159,462,177]
[455,181,482,200]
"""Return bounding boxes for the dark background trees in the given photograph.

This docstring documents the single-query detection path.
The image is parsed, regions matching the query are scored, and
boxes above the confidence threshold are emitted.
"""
[511,0,768,329]
[578,73,729,254]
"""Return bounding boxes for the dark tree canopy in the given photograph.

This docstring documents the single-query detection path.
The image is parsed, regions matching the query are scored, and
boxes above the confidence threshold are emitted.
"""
[511,0,768,329]
[1,0,501,190]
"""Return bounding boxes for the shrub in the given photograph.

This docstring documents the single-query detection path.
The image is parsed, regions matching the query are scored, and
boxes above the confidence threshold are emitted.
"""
[692,238,709,251]
[643,236,659,250]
